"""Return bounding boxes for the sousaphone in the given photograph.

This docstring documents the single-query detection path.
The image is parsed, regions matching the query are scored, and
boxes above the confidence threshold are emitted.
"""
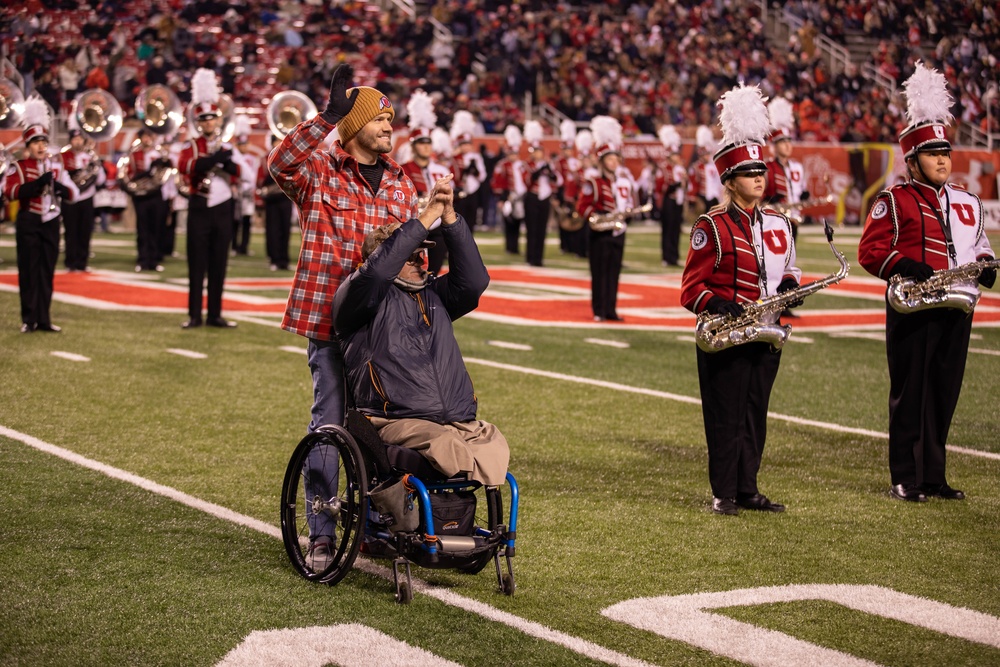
[266,90,317,138]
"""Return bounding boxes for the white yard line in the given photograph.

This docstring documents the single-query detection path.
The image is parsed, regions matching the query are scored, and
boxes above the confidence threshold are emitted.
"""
[0,425,657,667]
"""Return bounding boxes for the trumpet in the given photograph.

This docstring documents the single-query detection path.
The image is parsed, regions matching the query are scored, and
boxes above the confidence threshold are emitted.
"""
[43,153,58,212]
[887,258,1000,314]
[588,202,652,232]
[695,221,850,353]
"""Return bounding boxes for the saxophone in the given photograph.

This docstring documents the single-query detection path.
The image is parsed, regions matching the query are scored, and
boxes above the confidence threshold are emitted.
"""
[588,202,653,232]
[887,258,1000,314]
[695,221,850,353]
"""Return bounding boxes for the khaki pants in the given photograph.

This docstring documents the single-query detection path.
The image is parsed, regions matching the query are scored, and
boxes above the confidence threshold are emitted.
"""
[369,418,510,486]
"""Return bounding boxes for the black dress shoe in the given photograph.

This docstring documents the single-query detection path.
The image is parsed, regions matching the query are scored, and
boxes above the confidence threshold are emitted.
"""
[890,484,928,502]
[923,483,965,500]
[181,318,203,329]
[206,317,237,328]
[712,497,739,516]
[20,323,36,333]
[36,323,62,333]
[737,493,786,512]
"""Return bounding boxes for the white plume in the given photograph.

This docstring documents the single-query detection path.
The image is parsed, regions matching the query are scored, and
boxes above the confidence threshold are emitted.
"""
[503,124,522,150]
[406,89,437,132]
[695,124,715,149]
[658,125,681,152]
[21,95,50,131]
[234,114,252,138]
[590,115,622,149]
[767,96,795,133]
[449,110,477,141]
[575,129,594,154]
[560,119,577,144]
[431,127,452,157]
[903,61,954,126]
[523,119,543,146]
[717,82,770,147]
[395,141,413,164]
[191,68,220,105]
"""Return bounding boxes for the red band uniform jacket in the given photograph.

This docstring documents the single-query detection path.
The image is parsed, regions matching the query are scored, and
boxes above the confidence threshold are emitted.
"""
[858,180,994,298]
[681,205,802,322]
[4,157,79,221]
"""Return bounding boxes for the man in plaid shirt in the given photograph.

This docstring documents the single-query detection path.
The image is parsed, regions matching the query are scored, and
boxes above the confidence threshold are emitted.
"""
[269,63,419,436]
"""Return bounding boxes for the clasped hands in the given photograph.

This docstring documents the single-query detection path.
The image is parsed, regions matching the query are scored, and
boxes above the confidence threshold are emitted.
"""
[418,174,457,228]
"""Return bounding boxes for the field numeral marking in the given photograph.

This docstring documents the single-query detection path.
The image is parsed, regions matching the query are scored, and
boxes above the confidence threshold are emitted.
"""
[216,623,463,667]
[602,584,1000,667]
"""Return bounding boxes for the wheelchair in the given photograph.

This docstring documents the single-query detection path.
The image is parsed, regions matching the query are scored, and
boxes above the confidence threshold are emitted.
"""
[280,409,518,603]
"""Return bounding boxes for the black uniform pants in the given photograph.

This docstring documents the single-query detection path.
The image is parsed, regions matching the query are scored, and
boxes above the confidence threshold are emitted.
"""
[589,229,624,319]
[15,211,60,327]
[233,212,251,254]
[524,193,550,267]
[660,196,683,265]
[885,304,972,487]
[264,196,292,270]
[455,189,479,232]
[62,197,94,270]
[133,193,165,270]
[502,213,523,255]
[697,342,782,499]
[426,227,447,274]
[187,197,233,321]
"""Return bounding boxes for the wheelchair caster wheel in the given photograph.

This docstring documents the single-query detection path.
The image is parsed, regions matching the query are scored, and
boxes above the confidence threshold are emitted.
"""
[501,573,515,596]
[395,582,413,604]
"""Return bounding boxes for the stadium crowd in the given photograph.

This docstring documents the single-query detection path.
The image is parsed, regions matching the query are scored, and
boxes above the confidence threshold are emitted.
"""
[1,0,998,143]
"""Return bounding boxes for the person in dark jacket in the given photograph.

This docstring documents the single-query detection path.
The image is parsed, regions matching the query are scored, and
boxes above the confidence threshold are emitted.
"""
[332,180,510,486]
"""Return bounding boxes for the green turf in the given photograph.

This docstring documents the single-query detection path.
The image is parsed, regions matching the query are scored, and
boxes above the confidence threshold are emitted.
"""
[0,224,998,666]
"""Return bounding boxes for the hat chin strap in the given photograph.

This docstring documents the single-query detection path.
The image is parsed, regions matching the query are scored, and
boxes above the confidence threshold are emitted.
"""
[393,274,429,292]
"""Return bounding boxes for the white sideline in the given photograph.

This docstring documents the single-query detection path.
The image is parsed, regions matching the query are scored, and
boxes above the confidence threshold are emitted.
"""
[0,424,655,667]
[464,358,1000,461]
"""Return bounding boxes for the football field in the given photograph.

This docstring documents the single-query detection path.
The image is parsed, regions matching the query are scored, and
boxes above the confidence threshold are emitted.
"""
[1,224,999,666]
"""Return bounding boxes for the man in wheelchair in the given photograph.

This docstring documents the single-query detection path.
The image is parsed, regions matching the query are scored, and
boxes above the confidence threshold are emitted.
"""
[332,174,511,515]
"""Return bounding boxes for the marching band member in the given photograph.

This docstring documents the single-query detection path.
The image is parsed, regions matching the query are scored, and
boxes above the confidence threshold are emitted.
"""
[449,110,486,232]
[764,95,809,241]
[657,125,687,267]
[680,83,802,516]
[124,127,171,272]
[576,116,633,322]
[177,68,242,329]
[400,90,451,273]
[258,132,293,271]
[522,120,555,267]
[490,124,526,256]
[554,119,580,256]
[233,115,264,257]
[688,125,722,214]
[859,63,996,503]
[59,126,106,272]
[3,97,79,333]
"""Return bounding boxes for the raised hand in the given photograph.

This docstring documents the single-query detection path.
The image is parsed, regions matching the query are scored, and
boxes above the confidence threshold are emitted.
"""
[321,63,360,124]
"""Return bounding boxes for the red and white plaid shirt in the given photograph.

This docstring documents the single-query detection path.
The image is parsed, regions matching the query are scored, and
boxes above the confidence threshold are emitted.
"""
[268,115,418,341]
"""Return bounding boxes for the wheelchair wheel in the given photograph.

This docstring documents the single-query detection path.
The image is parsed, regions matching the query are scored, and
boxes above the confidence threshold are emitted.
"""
[281,426,368,585]
[456,485,504,574]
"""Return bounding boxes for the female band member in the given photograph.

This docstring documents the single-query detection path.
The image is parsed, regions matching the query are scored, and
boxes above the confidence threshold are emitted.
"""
[680,84,802,516]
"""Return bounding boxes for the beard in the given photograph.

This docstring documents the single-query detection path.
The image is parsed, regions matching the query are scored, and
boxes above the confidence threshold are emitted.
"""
[356,130,392,155]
